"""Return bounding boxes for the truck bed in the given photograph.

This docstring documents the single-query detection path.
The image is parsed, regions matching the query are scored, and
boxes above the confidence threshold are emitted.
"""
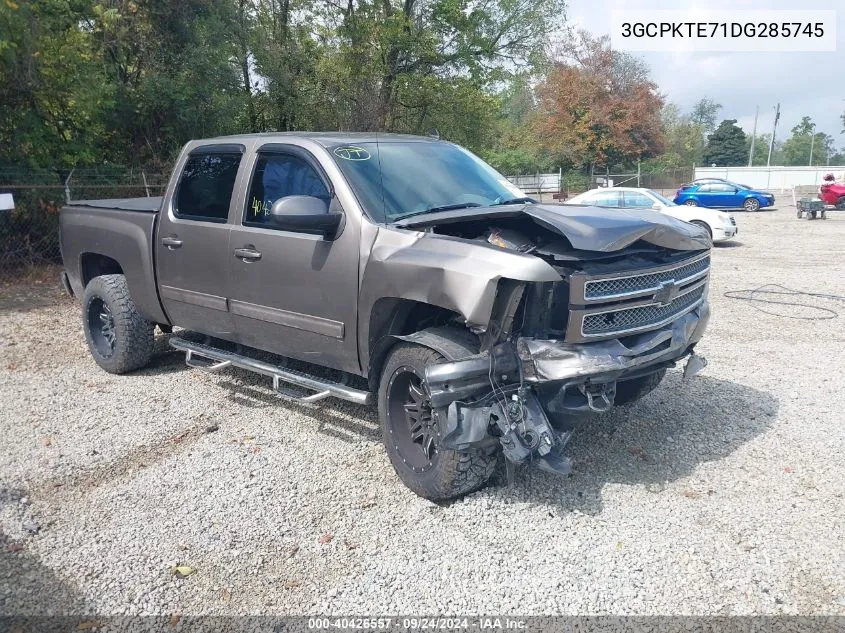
[60,198,168,324]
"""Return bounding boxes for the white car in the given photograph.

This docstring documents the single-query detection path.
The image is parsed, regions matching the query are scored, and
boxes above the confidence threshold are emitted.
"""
[565,187,737,243]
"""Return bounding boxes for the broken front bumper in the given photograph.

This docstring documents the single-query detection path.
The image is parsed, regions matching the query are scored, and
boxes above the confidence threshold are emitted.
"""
[519,301,709,384]
[425,301,710,476]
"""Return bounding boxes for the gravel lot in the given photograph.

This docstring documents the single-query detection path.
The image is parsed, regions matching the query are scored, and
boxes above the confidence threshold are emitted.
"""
[1,206,844,616]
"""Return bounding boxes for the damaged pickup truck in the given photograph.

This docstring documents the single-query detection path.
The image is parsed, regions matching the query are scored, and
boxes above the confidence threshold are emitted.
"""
[60,133,711,500]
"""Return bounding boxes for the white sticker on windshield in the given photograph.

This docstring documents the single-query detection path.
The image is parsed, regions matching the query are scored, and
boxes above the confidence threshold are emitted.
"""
[334,146,371,161]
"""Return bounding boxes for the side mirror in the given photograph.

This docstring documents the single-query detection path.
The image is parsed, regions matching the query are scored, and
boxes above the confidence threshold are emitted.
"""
[651,203,662,210]
[269,196,342,239]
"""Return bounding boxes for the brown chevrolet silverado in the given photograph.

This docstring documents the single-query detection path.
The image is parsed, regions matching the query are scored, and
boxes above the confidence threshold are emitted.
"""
[60,133,711,500]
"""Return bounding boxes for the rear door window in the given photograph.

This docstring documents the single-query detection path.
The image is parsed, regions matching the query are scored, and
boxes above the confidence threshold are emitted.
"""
[245,153,330,227]
[591,191,622,207]
[175,151,242,222]
[623,191,654,208]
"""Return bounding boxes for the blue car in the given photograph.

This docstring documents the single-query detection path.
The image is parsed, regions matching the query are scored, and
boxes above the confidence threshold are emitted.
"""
[674,181,774,212]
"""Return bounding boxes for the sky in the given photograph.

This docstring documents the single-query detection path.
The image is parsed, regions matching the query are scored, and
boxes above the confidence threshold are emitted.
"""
[566,0,845,148]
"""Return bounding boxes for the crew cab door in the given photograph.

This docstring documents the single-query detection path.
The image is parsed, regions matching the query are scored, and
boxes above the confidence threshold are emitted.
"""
[226,144,360,373]
[156,144,244,338]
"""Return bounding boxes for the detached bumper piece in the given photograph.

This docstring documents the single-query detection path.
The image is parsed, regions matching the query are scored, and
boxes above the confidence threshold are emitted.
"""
[425,303,709,477]
[438,390,573,477]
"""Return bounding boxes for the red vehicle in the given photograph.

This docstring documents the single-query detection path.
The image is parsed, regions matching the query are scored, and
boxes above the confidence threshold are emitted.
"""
[819,174,845,208]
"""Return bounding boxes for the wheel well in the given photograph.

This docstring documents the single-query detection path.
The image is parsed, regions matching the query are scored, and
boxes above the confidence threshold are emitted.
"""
[690,220,712,238]
[366,298,466,390]
[80,253,123,286]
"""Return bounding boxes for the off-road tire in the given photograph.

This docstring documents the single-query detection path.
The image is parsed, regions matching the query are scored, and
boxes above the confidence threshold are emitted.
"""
[743,198,760,212]
[614,368,667,406]
[690,220,712,239]
[378,343,497,501]
[82,274,155,374]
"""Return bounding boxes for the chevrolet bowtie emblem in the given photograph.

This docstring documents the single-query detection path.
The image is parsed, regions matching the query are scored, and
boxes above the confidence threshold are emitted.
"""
[653,280,680,307]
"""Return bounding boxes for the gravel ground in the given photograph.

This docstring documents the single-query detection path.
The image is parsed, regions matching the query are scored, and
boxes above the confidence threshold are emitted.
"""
[1,205,844,617]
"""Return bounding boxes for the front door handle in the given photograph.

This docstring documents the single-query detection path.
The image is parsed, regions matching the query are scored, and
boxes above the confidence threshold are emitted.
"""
[162,236,183,249]
[234,247,262,262]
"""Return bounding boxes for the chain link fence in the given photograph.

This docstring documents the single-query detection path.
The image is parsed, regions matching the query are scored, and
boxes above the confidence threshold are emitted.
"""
[0,167,169,276]
[1,163,698,278]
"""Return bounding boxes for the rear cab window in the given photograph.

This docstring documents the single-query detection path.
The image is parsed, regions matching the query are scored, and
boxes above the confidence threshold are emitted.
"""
[174,147,243,222]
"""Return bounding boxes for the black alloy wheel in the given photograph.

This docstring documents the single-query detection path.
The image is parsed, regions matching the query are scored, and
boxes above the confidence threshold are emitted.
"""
[385,365,437,472]
[87,296,116,358]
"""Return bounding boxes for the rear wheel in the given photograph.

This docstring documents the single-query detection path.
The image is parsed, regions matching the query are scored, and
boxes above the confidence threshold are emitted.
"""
[836,196,845,210]
[378,343,496,501]
[82,274,154,374]
[743,198,761,212]
[684,199,698,207]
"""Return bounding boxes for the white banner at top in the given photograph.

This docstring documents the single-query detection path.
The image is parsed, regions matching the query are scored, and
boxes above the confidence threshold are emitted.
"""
[610,9,837,52]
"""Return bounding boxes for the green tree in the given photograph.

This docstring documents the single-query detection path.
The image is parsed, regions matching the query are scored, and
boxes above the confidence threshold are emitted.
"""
[659,103,707,166]
[690,97,721,135]
[702,119,746,166]
[0,0,111,168]
[328,0,566,134]
[0,0,568,171]
[781,117,836,166]
[745,133,784,166]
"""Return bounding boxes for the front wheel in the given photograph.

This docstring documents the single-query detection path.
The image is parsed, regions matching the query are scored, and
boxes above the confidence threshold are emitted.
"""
[836,196,845,210]
[82,274,155,374]
[378,343,496,501]
[743,198,761,212]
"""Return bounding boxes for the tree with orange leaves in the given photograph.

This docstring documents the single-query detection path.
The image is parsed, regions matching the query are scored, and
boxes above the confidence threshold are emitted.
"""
[533,30,665,170]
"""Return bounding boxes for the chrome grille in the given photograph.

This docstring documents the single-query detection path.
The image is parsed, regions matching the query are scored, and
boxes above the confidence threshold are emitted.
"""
[582,285,706,336]
[584,255,710,301]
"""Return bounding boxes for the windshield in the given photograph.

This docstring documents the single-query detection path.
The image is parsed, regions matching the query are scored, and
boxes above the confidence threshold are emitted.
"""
[646,189,676,206]
[329,141,525,223]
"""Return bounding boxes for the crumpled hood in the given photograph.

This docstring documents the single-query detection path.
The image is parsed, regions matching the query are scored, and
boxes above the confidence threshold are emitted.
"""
[394,203,711,252]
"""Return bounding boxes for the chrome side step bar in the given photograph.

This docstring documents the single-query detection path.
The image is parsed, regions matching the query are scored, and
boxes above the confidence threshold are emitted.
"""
[170,337,374,406]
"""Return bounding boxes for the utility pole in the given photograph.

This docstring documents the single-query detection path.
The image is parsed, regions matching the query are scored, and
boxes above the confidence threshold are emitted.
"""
[766,103,780,167]
[808,123,816,166]
[748,105,759,166]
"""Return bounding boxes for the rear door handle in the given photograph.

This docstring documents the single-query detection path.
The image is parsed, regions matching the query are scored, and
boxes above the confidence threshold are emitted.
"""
[161,236,183,249]
[234,247,262,262]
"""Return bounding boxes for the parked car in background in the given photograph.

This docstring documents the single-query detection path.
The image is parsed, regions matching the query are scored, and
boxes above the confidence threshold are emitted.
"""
[673,182,774,212]
[565,187,737,243]
[678,178,752,190]
[819,178,845,209]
